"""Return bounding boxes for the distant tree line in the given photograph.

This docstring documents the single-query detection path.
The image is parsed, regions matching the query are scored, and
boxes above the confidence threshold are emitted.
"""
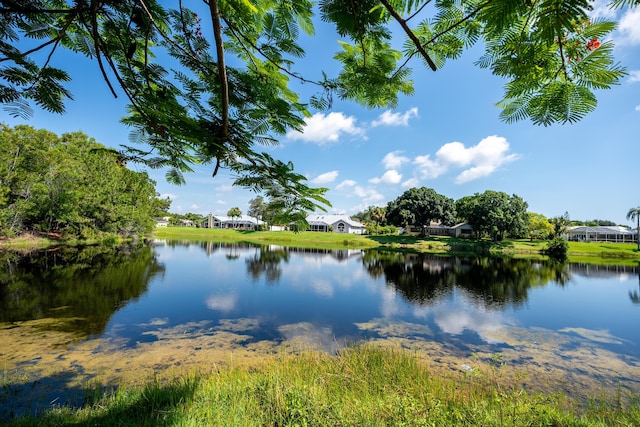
[0,124,166,239]
[354,187,622,242]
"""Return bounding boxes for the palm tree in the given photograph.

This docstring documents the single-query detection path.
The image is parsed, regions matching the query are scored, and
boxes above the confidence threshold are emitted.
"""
[370,206,386,235]
[627,207,640,250]
[227,207,242,229]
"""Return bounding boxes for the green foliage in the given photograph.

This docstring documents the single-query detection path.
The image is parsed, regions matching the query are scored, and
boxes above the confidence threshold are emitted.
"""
[0,124,161,238]
[247,196,266,220]
[546,237,569,261]
[0,0,634,210]
[365,224,398,235]
[456,190,529,241]
[627,206,640,250]
[5,345,639,426]
[226,206,242,218]
[550,211,571,239]
[528,212,554,240]
[386,187,456,229]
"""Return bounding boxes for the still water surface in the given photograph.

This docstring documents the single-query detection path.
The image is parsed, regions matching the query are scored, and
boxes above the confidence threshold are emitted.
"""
[1,240,639,418]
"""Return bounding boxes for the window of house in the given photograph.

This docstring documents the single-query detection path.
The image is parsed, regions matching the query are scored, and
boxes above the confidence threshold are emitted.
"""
[337,222,345,232]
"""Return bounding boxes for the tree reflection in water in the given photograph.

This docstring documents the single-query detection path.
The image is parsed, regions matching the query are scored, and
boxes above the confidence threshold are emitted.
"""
[361,251,571,309]
[245,245,289,284]
[0,243,164,336]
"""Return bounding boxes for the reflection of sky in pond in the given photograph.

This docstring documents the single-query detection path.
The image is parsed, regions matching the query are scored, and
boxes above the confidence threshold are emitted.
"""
[4,241,640,420]
[101,242,639,360]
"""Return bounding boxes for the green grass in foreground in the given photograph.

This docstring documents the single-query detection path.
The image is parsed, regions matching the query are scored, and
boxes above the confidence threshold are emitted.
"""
[4,345,638,427]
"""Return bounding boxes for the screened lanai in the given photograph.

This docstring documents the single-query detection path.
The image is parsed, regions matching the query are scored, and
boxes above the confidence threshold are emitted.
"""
[567,226,638,243]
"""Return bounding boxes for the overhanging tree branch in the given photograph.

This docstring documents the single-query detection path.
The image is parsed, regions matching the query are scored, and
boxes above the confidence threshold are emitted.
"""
[390,0,489,79]
[379,0,437,71]
[208,0,229,140]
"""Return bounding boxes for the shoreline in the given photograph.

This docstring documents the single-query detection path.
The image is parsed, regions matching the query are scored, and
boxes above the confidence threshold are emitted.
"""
[2,227,639,265]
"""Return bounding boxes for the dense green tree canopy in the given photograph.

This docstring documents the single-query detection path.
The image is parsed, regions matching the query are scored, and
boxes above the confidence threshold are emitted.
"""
[455,190,529,240]
[1,0,635,214]
[247,196,266,220]
[0,124,162,238]
[528,212,554,240]
[386,187,455,229]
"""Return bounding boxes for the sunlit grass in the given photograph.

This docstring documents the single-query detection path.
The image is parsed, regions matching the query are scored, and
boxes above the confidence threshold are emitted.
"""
[5,345,639,426]
[3,227,638,263]
[153,227,640,262]
[153,227,379,250]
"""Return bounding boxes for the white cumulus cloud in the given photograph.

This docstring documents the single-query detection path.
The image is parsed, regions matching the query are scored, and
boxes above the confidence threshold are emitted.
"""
[618,8,640,45]
[454,165,499,184]
[353,186,385,205]
[401,177,419,188]
[413,135,519,184]
[589,0,616,19]
[286,112,366,144]
[382,151,410,169]
[414,154,447,179]
[369,170,402,185]
[336,179,357,190]
[159,193,177,200]
[629,70,640,83]
[372,107,419,127]
[312,170,339,184]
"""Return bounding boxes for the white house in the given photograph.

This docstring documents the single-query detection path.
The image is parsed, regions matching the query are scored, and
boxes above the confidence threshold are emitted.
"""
[567,226,637,243]
[202,214,264,230]
[306,214,366,234]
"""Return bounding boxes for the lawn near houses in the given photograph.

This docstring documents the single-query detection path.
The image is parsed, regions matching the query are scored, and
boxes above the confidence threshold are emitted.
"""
[151,226,640,264]
[1,226,638,264]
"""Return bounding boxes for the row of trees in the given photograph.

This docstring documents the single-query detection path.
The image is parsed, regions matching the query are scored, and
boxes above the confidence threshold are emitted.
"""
[356,187,571,241]
[0,124,167,239]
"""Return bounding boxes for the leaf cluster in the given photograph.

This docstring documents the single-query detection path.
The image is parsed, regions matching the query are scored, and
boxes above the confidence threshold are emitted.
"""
[455,190,529,241]
[385,187,456,229]
[0,0,635,210]
[0,124,161,238]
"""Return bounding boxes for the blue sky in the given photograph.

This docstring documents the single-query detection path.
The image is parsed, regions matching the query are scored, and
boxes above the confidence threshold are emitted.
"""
[3,1,639,225]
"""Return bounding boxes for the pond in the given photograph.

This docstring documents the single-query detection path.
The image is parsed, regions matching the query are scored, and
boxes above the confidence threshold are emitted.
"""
[1,240,639,419]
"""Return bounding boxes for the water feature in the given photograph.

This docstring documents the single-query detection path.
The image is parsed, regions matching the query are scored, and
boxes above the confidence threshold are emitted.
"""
[1,240,638,419]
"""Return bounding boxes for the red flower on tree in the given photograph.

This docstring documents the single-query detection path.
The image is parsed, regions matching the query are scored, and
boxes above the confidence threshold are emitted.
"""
[586,38,601,51]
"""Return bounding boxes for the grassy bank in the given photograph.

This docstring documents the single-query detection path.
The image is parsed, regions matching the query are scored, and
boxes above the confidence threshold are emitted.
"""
[2,227,638,264]
[4,345,638,426]
[153,227,640,263]
[0,232,127,251]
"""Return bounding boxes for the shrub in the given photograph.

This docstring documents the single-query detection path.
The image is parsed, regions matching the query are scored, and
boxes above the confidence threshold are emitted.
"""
[546,237,568,261]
